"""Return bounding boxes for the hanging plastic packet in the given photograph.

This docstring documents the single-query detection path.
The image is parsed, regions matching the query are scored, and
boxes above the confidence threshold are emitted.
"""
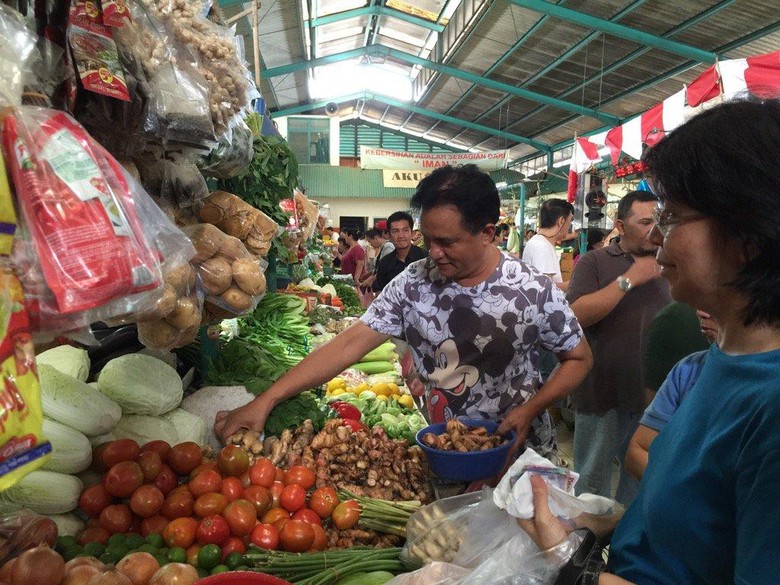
[1,107,164,330]
[100,0,132,28]
[67,0,130,102]
[0,4,39,108]
[0,149,51,490]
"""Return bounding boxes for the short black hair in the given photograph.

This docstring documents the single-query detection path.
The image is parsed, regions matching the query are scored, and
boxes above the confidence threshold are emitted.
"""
[410,165,499,234]
[340,227,360,240]
[616,190,657,221]
[365,228,381,239]
[387,211,414,231]
[586,227,607,250]
[643,98,780,327]
[538,198,574,228]
[496,223,510,235]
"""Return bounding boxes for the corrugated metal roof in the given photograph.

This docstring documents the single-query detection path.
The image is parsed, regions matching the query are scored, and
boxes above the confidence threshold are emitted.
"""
[219,0,780,165]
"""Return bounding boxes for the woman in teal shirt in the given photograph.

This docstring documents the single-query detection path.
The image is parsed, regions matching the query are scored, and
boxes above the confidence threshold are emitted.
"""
[520,98,780,584]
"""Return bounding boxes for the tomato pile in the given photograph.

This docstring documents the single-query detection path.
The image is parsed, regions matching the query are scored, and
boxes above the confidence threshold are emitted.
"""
[74,438,361,571]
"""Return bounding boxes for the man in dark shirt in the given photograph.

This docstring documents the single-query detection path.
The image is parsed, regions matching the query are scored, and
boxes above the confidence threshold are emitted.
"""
[374,211,428,292]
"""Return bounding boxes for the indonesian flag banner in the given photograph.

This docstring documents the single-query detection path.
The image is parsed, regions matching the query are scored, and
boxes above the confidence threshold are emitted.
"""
[567,49,780,179]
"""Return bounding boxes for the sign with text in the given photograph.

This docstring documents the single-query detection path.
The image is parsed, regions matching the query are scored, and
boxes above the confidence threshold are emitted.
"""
[361,146,508,172]
[382,169,430,188]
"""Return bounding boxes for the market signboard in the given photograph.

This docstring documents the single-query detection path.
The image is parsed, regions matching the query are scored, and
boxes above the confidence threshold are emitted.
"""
[361,146,508,172]
[382,169,430,188]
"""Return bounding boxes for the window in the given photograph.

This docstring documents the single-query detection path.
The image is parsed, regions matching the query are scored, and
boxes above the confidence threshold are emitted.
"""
[288,117,330,164]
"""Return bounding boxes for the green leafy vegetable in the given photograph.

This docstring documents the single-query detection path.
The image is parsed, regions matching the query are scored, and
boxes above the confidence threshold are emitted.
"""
[264,391,330,437]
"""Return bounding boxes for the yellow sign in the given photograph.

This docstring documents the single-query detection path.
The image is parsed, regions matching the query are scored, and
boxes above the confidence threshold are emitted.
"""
[382,169,431,188]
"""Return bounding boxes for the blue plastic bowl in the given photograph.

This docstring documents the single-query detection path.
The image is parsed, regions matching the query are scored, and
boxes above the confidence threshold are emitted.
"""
[416,418,517,482]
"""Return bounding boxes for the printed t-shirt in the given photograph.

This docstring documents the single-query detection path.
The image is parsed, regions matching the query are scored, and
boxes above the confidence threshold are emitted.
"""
[361,253,583,455]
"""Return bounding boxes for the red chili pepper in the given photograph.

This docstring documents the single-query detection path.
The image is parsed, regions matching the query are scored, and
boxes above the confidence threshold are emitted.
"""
[341,418,368,433]
[331,402,362,421]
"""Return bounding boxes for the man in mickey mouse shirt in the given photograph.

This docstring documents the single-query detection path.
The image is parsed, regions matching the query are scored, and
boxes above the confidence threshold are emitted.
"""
[216,165,592,462]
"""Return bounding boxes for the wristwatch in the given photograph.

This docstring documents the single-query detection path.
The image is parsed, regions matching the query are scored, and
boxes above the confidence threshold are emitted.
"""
[616,275,633,293]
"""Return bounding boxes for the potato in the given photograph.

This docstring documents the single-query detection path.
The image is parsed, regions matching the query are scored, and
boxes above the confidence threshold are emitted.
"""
[188,224,225,262]
[221,215,253,240]
[220,287,254,313]
[140,284,178,320]
[218,235,248,261]
[138,319,180,349]
[198,256,232,295]
[201,301,237,325]
[232,258,265,296]
[166,296,202,331]
[164,264,197,291]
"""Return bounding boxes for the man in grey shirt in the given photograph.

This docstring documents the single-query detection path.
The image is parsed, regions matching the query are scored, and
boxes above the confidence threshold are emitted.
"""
[566,190,671,505]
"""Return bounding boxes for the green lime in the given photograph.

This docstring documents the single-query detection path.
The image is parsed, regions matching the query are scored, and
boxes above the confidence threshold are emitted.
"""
[62,545,83,561]
[155,554,169,567]
[225,552,243,570]
[107,542,131,560]
[237,565,250,571]
[138,544,159,555]
[145,533,165,548]
[158,547,169,558]
[197,567,210,579]
[100,551,118,565]
[167,546,187,563]
[108,533,126,546]
[198,544,222,571]
[56,535,77,552]
[125,533,145,549]
[211,565,230,575]
[83,542,107,558]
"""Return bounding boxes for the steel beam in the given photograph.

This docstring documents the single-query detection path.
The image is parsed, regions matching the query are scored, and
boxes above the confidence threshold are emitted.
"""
[507,0,716,63]
[269,92,550,153]
[485,0,742,147]
[264,45,619,124]
[311,6,444,32]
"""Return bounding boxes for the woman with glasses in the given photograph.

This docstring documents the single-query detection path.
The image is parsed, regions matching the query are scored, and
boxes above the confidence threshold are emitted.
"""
[520,98,780,584]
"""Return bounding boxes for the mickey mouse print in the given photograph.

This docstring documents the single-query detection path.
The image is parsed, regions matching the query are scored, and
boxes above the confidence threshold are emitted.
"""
[361,253,582,458]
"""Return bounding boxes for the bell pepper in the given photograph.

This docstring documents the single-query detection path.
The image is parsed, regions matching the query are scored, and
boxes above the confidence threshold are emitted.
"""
[342,418,368,432]
[331,401,362,421]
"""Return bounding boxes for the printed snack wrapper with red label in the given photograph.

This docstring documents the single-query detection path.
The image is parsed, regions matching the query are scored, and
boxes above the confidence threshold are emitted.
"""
[1,106,195,336]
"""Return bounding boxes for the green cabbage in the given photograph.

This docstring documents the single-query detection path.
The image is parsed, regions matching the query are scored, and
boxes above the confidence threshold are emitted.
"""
[97,354,183,415]
[39,364,122,436]
[45,513,85,537]
[36,345,90,382]
[0,470,82,514]
[162,409,207,445]
[111,414,179,445]
[41,418,92,474]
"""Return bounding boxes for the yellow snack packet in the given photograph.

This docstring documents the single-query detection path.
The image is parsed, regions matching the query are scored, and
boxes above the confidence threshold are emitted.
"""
[0,151,16,256]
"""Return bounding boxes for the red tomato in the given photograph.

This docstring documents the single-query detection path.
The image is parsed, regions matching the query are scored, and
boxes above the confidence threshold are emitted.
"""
[292,508,321,526]
[332,500,360,530]
[130,484,165,518]
[196,514,231,546]
[91,443,111,471]
[141,440,171,462]
[137,451,162,482]
[284,466,315,490]
[163,516,198,548]
[279,484,306,513]
[222,499,257,537]
[194,492,229,518]
[250,523,279,550]
[161,490,194,520]
[274,467,286,484]
[186,543,201,566]
[239,471,251,488]
[167,442,203,476]
[221,536,246,560]
[279,520,314,553]
[218,445,250,477]
[104,461,144,498]
[77,527,110,545]
[243,486,272,516]
[99,504,132,534]
[129,515,143,535]
[248,458,276,488]
[309,523,327,552]
[269,481,284,509]
[309,487,339,519]
[78,484,114,518]
[141,515,169,536]
[221,477,243,502]
[190,461,218,480]
[170,484,192,497]
[273,518,289,533]
[188,469,222,498]
[101,439,140,468]
[154,464,178,495]
[261,507,290,525]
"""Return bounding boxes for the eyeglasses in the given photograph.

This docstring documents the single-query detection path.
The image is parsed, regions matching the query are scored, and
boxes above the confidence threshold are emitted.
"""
[652,206,708,237]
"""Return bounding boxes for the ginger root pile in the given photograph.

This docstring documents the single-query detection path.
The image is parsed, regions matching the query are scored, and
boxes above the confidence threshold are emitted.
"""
[420,419,507,452]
